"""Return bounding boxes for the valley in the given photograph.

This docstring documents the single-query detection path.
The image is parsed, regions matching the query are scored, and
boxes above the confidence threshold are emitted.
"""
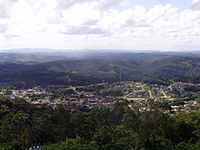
[2,81,200,114]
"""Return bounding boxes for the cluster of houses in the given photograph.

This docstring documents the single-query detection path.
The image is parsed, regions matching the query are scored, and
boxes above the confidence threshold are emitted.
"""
[3,82,200,113]
[169,82,196,91]
[8,88,48,99]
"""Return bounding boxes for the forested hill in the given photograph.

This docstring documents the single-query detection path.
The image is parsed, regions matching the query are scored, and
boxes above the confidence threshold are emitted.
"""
[1,53,200,87]
[143,56,200,82]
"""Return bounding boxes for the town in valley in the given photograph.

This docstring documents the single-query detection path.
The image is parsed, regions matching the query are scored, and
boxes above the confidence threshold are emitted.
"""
[1,81,200,114]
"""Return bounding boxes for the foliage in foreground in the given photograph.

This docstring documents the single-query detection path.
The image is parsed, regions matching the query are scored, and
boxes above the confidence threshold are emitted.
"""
[0,95,200,150]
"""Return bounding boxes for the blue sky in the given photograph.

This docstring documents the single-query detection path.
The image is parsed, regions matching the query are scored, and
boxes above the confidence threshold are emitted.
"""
[135,0,192,9]
[117,0,193,11]
[0,0,199,51]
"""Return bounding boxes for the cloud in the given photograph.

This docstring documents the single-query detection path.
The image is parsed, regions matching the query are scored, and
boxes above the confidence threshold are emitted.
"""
[62,25,106,35]
[0,0,18,18]
[82,19,98,25]
[191,0,200,11]
[0,24,7,33]
[0,0,199,51]
[56,0,89,9]
[56,0,129,10]
[122,19,150,28]
[95,0,130,9]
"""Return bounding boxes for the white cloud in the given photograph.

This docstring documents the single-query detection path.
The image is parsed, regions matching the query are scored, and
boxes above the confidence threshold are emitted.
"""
[0,24,7,33]
[191,0,200,11]
[95,0,130,9]
[0,0,199,51]
[56,0,129,10]
[62,25,106,35]
[56,0,89,9]
[82,19,98,25]
[0,0,18,18]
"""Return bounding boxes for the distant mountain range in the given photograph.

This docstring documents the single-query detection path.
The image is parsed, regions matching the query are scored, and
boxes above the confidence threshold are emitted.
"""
[1,50,200,88]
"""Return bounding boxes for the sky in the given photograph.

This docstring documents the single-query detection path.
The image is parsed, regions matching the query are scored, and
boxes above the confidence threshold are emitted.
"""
[0,0,199,51]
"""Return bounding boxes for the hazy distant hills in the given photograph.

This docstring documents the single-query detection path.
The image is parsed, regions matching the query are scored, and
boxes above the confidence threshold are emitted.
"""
[0,53,70,64]
[0,49,200,64]
[1,50,200,88]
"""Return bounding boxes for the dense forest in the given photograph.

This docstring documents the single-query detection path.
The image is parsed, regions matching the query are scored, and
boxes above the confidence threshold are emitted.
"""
[1,52,200,88]
[0,95,199,150]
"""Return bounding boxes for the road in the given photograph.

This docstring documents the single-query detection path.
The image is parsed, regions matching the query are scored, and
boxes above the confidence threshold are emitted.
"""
[148,90,153,98]
[161,89,167,98]
[71,87,81,95]
[141,84,144,91]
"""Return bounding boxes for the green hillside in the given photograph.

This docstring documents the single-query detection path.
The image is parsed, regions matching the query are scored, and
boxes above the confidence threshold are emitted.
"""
[143,56,200,82]
[1,54,200,87]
